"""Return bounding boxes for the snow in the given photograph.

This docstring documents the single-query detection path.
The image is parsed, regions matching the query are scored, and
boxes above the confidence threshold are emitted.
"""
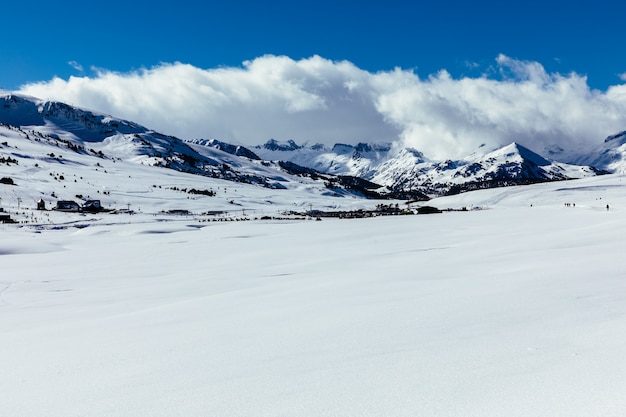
[2,176,626,416]
[2,94,626,416]
[253,140,394,178]
[574,131,626,174]
[0,122,375,222]
[250,137,602,195]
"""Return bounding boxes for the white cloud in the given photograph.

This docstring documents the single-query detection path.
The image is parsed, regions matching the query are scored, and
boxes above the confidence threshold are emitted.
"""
[17,55,626,160]
[68,61,84,72]
[375,60,626,159]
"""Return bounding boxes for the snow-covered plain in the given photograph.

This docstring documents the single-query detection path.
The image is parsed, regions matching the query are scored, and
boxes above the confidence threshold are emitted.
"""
[2,174,626,416]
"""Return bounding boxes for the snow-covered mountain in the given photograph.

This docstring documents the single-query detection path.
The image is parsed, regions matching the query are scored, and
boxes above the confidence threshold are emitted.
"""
[374,142,605,195]
[253,139,393,178]
[0,95,403,219]
[0,94,405,196]
[5,97,626,417]
[251,138,605,196]
[0,94,615,206]
[572,130,626,174]
[189,138,262,160]
[1,94,146,141]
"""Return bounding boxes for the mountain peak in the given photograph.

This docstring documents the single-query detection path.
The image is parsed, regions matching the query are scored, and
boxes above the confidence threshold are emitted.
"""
[1,94,147,142]
[331,143,355,154]
[263,139,301,151]
[1,94,46,126]
[490,142,551,166]
[190,139,261,160]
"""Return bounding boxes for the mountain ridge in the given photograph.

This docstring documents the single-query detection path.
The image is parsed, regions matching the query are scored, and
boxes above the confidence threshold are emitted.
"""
[0,94,618,201]
[251,138,607,196]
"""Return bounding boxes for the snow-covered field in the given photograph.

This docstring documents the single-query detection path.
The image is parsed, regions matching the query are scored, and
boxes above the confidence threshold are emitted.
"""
[2,175,626,416]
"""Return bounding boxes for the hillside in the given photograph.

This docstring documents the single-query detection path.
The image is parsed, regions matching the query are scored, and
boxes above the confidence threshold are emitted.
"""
[375,142,604,195]
[0,95,407,222]
[572,130,626,174]
[0,93,620,220]
[2,174,626,416]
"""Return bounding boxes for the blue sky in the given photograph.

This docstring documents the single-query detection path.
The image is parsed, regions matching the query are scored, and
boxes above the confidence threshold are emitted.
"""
[5,0,626,158]
[2,0,623,91]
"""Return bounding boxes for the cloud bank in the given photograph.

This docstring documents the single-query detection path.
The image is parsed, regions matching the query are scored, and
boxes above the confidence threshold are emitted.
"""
[18,54,626,159]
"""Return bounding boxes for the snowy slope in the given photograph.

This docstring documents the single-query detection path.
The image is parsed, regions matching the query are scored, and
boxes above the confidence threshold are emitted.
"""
[189,138,262,160]
[573,130,626,174]
[251,138,604,196]
[0,122,391,225]
[0,94,293,188]
[2,94,610,200]
[253,139,394,178]
[2,93,626,416]
[2,175,626,416]
[0,95,405,218]
[375,142,603,195]
[1,94,146,141]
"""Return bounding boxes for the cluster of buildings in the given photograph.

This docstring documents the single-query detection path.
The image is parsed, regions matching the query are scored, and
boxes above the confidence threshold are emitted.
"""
[38,198,104,213]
